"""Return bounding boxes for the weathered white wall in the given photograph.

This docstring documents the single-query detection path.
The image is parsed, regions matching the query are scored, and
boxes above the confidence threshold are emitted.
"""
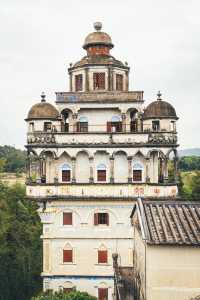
[146,245,200,300]
[114,151,128,183]
[76,151,90,183]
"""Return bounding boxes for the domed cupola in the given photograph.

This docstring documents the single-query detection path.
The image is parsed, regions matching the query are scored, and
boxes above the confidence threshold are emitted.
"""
[27,93,59,120]
[143,92,178,120]
[83,22,114,56]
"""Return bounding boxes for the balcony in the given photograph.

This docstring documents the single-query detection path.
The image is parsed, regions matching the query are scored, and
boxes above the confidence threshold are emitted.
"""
[26,131,178,146]
[26,182,178,200]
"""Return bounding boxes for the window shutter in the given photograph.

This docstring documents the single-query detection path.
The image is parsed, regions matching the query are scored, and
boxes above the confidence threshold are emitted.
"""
[63,249,73,263]
[98,250,108,264]
[63,212,72,225]
[94,213,98,226]
[98,288,108,300]
[107,122,111,132]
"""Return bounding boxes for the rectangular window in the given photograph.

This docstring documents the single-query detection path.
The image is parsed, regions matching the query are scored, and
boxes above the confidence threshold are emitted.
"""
[63,249,73,263]
[94,213,109,225]
[98,288,108,300]
[93,73,105,90]
[116,74,123,91]
[152,120,160,131]
[111,122,122,132]
[44,122,52,132]
[63,212,72,225]
[98,250,108,264]
[77,122,88,132]
[62,170,71,182]
[133,170,142,182]
[97,170,106,182]
[75,74,83,91]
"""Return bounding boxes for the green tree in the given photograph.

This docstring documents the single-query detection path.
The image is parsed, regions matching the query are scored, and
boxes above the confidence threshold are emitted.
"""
[0,145,26,173]
[190,171,200,200]
[0,182,42,300]
[0,158,6,172]
[31,291,97,300]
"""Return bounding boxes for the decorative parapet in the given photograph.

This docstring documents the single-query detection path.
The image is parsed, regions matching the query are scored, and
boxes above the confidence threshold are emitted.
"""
[38,207,58,223]
[148,133,177,144]
[55,91,144,103]
[27,132,178,146]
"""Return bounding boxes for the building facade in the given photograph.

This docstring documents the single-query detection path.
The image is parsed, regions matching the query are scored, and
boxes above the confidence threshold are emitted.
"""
[25,22,179,299]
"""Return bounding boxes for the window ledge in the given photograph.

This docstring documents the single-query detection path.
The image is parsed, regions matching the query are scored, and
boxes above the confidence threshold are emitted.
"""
[95,263,111,266]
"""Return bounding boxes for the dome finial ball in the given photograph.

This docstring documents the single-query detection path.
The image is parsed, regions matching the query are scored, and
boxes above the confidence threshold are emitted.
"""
[94,22,102,31]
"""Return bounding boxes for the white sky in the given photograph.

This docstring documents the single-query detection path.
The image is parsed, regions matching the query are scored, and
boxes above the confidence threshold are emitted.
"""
[1,0,200,149]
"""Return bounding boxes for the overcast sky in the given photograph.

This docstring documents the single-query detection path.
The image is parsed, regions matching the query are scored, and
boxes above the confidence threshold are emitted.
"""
[1,0,200,149]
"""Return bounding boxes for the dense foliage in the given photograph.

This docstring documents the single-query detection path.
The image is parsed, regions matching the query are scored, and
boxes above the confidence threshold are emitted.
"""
[178,156,200,171]
[0,182,42,300]
[0,145,26,173]
[31,291,97,300]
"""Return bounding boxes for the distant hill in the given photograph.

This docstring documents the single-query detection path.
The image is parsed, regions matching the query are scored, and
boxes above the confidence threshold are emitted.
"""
[178,148,200,157]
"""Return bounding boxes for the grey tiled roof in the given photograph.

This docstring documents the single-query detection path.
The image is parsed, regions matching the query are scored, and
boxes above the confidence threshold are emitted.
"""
[133,199,200,246]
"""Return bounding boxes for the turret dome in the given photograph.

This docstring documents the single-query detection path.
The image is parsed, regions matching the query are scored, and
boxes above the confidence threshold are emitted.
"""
[27,93,59,120]
[143,92,178,119]
[83,22,114,50]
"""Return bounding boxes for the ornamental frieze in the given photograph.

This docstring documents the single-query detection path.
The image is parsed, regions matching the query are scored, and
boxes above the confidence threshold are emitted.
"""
[148,133,177,144]
[27,134,56,144]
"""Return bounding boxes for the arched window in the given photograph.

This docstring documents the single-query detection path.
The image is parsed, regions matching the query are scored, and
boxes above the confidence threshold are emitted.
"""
[97,164,106,182]
[62,164,71,182]
[133,162,143,182]
[77,116,88,132]
[107,115,122,132]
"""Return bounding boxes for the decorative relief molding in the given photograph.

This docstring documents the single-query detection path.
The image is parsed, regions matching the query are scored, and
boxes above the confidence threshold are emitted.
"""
[148,133,177,144]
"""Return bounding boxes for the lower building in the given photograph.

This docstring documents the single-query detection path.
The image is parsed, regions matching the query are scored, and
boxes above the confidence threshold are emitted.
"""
[127,199,200,300]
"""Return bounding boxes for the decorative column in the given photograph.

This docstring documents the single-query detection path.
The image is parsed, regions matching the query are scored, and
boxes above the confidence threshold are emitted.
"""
[163,158,168,183]
[27,151,31,179]
[110,156,114,183]
[125,70,129,91]
[72,113,78,132]
[108,67,113,91]
[173,156,178,183]
[69,71,72,92]
[121,113,126,132]
[71,157,76,183]
[145,158,150,183]
[89,157,94,183]
[85,68,89,92]
[128,156,132,183]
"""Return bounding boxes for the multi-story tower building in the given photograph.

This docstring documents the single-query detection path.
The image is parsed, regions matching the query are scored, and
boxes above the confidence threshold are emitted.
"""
[25,22,179,299]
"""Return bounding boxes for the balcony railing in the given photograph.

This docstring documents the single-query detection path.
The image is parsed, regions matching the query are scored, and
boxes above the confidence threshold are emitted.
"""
[26,131,177,146]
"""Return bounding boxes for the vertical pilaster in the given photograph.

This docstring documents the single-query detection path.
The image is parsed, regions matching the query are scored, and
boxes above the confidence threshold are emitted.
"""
[173,156,178,182]
[72,157,76,183]
[121,113,126,132]
[163,158,168,183]
[108,67,113,91]
[72,113,78,132]
[110,156,114,183]
[69,72,72,92]
[145,158,150,183]
[85,68,89,92]
[125,70,129,91]
[128,156,132,183]
[89,157,94,183]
